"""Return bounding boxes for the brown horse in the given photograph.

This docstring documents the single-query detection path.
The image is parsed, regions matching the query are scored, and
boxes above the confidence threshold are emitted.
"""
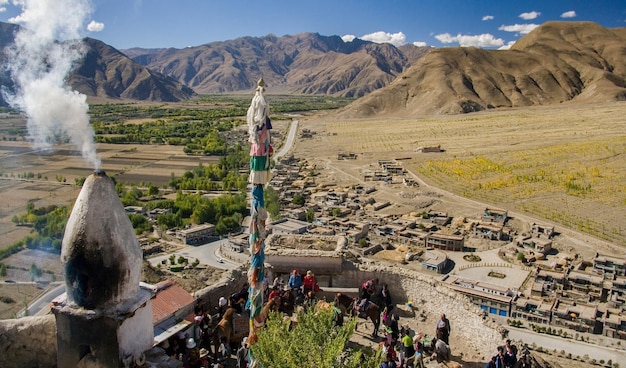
[336,293,380,337]
[212,307,235,359]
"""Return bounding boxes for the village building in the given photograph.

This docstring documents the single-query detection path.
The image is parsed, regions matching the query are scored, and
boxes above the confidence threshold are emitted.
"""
[269,218,310,235]
[150,280,196,345]
[603,309,626,339]
[444,275,515,316]
[594,254,626,277]
[531,222,555,238]
[420,249,449,273]
[178,223,216,245]
[229,233,249,253]
[511,297,554,324]
[551,299,601,334]
[482,208,508,224]
[424,233,464,251]
[473,222,505,240]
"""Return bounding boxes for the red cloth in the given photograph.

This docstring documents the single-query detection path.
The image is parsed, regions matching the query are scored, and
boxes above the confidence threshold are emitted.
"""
[303,275,316,290]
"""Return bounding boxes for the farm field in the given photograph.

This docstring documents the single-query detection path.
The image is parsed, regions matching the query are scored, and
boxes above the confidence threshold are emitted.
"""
[296,101,626,247]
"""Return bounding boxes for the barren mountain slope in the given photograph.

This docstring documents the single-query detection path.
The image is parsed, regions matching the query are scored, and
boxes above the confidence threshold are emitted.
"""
[339,21,626,118]
[126,33,431,97]
[69,38,195,102]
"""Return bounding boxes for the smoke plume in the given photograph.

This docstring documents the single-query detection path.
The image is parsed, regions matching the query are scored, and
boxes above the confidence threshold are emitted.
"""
[4,0,101,169]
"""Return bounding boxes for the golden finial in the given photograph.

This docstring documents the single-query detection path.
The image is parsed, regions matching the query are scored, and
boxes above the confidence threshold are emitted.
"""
[257,78,265,87]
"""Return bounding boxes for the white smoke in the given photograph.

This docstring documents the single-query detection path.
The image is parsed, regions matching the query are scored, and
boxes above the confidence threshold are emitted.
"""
[4,0,101,169]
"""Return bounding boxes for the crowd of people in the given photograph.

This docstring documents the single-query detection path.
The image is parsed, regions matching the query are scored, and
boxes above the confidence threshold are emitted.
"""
[156,274,533,368]
[485,339,530,368]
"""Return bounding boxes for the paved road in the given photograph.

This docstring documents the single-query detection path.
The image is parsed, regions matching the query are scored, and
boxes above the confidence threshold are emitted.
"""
[147,239,239,270]
[15,282,64,317]
[508,326,626,363]
[273,119,298,162]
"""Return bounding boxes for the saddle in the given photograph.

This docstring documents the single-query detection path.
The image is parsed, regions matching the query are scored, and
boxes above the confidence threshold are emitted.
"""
[354,298,370,318]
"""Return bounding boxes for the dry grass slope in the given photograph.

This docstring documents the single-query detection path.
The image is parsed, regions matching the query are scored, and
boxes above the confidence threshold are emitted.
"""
[340,22,626,118]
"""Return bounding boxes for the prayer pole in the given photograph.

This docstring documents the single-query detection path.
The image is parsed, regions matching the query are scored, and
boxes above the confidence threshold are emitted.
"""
[245,78,272,367]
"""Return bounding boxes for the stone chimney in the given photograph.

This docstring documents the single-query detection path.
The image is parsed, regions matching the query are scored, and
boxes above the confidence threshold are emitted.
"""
[52,171,153,367]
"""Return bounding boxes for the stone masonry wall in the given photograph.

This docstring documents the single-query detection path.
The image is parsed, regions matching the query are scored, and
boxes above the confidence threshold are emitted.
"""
[0,314,57,368]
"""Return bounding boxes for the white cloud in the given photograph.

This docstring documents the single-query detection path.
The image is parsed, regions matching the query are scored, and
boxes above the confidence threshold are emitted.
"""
[482,15,494,21]
[519,11,541,20]
[498,41,516,50]
[0,0,7,12]
[498,23,540,35]
[341,34,356,42]
[561,10,576,18]
[413,41,428,47]
[360,31,406,46]
[87,20,104,32]
[434,32,504,48]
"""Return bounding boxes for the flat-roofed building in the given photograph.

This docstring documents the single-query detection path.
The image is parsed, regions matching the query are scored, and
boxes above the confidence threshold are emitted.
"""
[567,270,604,300]
[552,299,601,334]
[425,233,464,252]
[603,309,626,339]
[178,223,215,245]
[594,254,626,277]
[445,276,514,316]
[421,249,449,273]
[511,297,554,324]
[269,218,310,235]
[482,208,508,224]
[473,222,505,240]
[531,222,555,239]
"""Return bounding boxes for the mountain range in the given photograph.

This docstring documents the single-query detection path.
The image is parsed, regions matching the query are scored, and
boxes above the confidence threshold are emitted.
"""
[0,21,624,117]
[341,21,626,117]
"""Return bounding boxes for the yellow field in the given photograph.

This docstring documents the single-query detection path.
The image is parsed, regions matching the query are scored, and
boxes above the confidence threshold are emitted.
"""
[312,102,626,246]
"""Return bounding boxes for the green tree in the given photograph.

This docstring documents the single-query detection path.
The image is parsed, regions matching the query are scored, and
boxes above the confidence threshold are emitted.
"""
[305,210,315,223]
[517,252,526,262]
[292,193,305,206]
[252,307,381,368]
[264,186,281,220]
[147,184,160,197]
[0,263,6,276]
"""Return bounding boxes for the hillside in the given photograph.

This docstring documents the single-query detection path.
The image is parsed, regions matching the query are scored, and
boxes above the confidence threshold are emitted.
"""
[340,21,626,118]
[0,23,194,104]
[124,33,431,97]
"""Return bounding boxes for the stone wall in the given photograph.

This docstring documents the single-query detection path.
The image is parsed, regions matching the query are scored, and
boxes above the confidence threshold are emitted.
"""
[0,315,57,368]
[358,263,503,360]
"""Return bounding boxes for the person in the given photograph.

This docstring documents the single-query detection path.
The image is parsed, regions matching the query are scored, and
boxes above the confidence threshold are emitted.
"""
[360,279,376,301]
[217,336,231,365]
[380,352,397,368]
[236,337,249,368]
[504,342,517,368]
[303,270,317,294]
[491,346,506,368]
[199,348,210,368]
[182,337,200,368]
[218,296,228,317]
[268,285,281,301]
[435,313,451,345]
[288,269,302,290]
[272,274,284,289]
[378,283,392,308]
[401,328,415,365]
[388,314,400,343]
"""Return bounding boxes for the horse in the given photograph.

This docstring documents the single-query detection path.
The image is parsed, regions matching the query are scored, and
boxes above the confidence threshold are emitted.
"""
[336,293,380,337]
[212,307,235,359]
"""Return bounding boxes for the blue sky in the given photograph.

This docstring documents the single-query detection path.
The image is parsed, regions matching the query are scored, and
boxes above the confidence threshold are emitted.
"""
[1,0,625,50]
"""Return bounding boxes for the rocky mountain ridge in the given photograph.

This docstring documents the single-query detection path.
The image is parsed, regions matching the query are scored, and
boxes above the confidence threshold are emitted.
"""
[340,21,626,117]
[124,32,431,97]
